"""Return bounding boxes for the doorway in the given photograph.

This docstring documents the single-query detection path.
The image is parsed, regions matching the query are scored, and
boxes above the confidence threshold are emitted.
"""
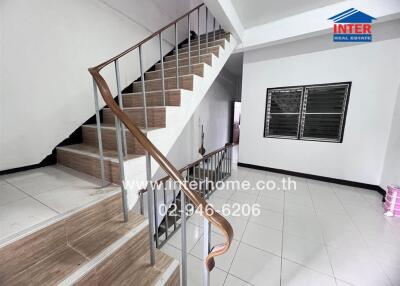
[231,101,241,144]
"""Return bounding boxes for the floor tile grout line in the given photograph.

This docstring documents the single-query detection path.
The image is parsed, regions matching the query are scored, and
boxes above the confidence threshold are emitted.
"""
[222,171,255,285]
[331,183,395,286]
[6,181,61,214]
[280,183,286,286]
[306,179,340,285]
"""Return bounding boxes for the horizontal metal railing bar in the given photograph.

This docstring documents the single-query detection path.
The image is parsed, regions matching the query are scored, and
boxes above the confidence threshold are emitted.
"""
[140,143,234,190]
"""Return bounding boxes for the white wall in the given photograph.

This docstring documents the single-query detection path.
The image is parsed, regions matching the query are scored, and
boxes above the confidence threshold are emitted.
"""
[380,87,400,188]
[0,0,198,171]
[239,37,400,185]
[155,69,235,179]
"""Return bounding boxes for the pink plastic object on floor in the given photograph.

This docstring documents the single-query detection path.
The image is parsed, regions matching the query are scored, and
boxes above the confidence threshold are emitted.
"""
[384,185,400,217]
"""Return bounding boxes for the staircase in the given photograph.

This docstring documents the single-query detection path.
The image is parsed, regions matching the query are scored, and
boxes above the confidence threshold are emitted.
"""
[0,4,235,286]
[56,30,235,190]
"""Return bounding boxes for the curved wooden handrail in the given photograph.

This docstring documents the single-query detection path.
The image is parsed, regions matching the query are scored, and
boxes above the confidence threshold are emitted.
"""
[88,4,233,272]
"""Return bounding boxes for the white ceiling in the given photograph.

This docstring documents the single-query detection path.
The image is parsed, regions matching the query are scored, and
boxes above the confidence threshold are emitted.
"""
[231,0,345,28]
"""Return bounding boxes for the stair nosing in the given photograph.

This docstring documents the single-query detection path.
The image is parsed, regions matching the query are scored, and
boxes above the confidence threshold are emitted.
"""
[82,124,158,133]
[0,191,120,249]
[168,46,221,58]
[103,106,166,110]
[184,37,227,46]
[56,145,120,162]
[122,88,181,96]
[58,220,149,286]
[154,259,180,286]
[161,52,214,64]
[133,74,194,85]
[175,43,223,51]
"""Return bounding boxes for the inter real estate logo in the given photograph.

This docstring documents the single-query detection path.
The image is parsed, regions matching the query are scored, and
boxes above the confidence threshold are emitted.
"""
[328,8,376,42]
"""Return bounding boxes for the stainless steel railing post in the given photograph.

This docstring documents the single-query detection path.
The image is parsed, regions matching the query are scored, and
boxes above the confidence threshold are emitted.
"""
[213,17,216,42]
[188,14,191,73]
[92,79,106,187]
[175,23,180,89]
[114,115,129,222]
[139,44,156,265]
[115,60,128,156]
[154,185,160,247]
[203,217,211,286]
[159,33,166,106]
[163,184,169,241]
[181,191,188,286]
[198,8,201,61]
[205,7,208,53]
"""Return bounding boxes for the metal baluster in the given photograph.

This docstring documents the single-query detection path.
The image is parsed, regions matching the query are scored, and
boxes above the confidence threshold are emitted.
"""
[163,184,169,240]
[202,159,206,198]
[230,146,232,175]
[154,185,160,247]
[224,149,227,179]
[114,115,129,222]
[181,191,188,286]
[173,181,177,231]
[115,60,128,157]
[212,154,216,185]
[206,158,210,196]
[159,33,166,106]
[203,218,211,286]
[219,24,222,40]
[198,8,201,61]
[175,23,180,89]
[188,14,191,73]
[218,151,221,182]
[213,17,216,42]
[205,7,208,53]
[230,145,232,175]
[140,192,144,215]
[139,45,156,265]
[92,79,106,187]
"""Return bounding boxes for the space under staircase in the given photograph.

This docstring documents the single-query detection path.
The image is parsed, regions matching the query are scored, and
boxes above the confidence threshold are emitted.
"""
[0,4,235,286]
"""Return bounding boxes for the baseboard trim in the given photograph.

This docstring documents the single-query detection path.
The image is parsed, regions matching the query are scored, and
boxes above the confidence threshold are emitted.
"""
[237,162,386,200]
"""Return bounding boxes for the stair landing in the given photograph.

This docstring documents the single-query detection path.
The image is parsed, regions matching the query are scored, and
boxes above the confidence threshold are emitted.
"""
[0,185,179,286]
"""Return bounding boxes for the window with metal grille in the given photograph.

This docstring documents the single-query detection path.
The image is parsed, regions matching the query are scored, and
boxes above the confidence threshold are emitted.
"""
[264,82,351,143]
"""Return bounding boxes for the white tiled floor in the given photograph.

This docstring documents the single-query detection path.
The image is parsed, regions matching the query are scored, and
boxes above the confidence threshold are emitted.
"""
[161,146,400,286]
[0,165,119,241]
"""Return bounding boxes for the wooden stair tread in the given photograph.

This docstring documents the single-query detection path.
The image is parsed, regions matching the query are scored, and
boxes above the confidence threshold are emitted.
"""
[0,193,153,286]
[82,124,160,133]
[105,249,178,286]
[163,52,214,63]
[57,144,141,161]
[6,245,86,286]
[70,212,145,259]
[166,46,220,60]
[122,89,181,96]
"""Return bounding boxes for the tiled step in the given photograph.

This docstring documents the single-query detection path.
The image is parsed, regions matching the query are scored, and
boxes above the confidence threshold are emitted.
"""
[95,248,179,286]
[156,53,212,70]
[122,90,181,107]
[194,32,230,42]
[182,37,228,49]
[103,107,166,128]
[0,194,179,286]
[177,41,225,54]
[132,75,193,92]
[82,124,152,155]
[57,144,140,184]
[177,41,225,56]
[165,45,219,61]
[195,29,225,40]
[145,64,204,80]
